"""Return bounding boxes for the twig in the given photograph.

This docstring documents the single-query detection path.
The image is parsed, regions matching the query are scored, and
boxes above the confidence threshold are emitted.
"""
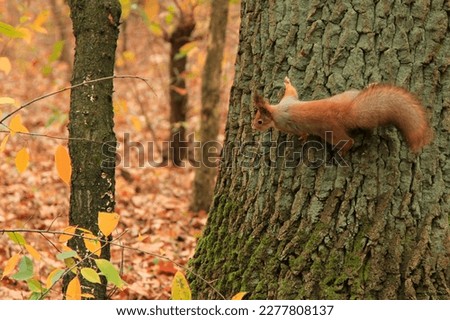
[0,130,99,144]
[125,78,163,155]
[0,75,155,125]
[1,130,67,141]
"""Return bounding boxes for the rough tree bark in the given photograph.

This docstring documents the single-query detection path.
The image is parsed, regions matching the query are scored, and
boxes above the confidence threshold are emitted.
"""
[190,0,449,299]
[64,0,121,299]
[190,0,229,211]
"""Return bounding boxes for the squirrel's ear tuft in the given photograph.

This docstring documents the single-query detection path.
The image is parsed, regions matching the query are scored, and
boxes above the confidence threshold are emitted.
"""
[253,93,267,109]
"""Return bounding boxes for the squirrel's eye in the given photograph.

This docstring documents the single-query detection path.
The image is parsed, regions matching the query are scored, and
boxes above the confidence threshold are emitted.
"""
[257,120,263,125]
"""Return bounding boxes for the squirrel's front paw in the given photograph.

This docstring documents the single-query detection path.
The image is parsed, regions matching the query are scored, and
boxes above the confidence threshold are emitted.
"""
[284,77,291,86]
[365,83,379,89]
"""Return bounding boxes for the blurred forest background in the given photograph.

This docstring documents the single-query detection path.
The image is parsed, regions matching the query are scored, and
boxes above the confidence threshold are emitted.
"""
[0,0,240,299]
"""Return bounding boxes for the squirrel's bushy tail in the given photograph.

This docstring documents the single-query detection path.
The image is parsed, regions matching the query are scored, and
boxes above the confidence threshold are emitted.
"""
[349,84,432,152]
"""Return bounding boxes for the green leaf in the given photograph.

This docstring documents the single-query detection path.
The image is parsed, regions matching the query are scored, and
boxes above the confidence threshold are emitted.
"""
[95,259,124,288]
[46,268,64,288]
[64,257,77,272]
[174,52,186,61]
[49,40,64,62]
[11,256,33,281]
[171,271,191,300]
[165,5,176,25]
[27,279,44,292]
[45,107,67,127]
[80,267,101,284]
[56,250,77,261]
[29,292,42,300]
[7,232,27,245]
[41,64,53,76]
[148,22,163,36]
[0,21,25,38]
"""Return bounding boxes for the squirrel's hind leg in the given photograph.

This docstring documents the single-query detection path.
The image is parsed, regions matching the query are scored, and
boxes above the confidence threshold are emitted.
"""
[323,130,354,156]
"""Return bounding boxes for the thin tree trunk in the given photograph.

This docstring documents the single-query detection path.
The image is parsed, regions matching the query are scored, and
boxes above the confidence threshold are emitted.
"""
[49,0,73,69]
[190,0,229,212]
[189,0,449,299]
[64,0,121,299]
[168,12,195,166]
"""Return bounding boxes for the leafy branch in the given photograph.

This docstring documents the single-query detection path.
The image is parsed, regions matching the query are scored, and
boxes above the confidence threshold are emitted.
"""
[0,226,225,300]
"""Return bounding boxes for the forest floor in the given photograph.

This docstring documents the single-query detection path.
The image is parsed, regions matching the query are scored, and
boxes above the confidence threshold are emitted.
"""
[0,3,239,299]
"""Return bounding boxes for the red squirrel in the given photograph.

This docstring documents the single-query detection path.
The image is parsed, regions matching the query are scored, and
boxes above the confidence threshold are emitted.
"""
[252,77,432,153]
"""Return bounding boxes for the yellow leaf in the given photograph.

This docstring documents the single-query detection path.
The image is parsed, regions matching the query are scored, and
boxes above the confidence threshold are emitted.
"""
[59,226,77,243]
[137,232,148,242]
[130,115,142,132]
[148,23,163,37]
[179,41,197,55]
[15,148,29,173]
[119,0,131,20]
[171,271,191,300]
[9,114,29,136]
[149,23,163,37]
[0,57,11,75]
[66,276,81,300]
[77,227,93,234]
[0,134,9,153]
[31,10,49,34]
[0,97,15,105]
[122,50,135,62]
[113,98,128,115]
[65,258,78,274]
[25,244,41,261]
[61,244,72,252]
[2,254,21,279]
[17,27,32,44]
[83,233,101,256]
[231,292,248,300]
[145,0,160,21]
[55,145,72,185]
[98,212,120,237]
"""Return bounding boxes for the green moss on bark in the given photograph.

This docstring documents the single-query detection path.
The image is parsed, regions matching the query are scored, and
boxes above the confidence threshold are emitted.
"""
[189,0,449,300]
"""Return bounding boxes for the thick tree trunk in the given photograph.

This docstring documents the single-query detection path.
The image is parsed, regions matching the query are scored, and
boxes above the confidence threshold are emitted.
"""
[65,0,121,299]
[190,0,449,299]
[190,0,229,212]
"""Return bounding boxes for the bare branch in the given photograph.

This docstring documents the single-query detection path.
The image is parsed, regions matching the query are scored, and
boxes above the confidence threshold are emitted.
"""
[0,75,155,125]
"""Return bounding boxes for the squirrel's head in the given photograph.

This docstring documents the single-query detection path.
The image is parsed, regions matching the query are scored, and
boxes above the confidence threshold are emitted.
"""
[252,94,274,131]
